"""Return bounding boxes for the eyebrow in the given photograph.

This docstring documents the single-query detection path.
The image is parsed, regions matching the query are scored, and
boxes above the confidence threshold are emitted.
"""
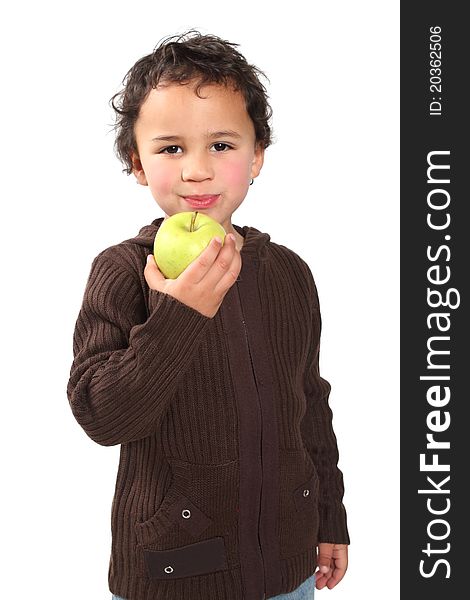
[150,130,242,143]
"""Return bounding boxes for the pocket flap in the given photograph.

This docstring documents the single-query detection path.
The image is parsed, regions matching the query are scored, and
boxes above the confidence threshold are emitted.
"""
[134,489,213,544]
[167,494,212,537]
[293,472,319,512]
[143,536,228,579]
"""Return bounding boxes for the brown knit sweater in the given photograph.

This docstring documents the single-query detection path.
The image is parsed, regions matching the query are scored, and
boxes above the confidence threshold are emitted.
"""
[67,217,349,600]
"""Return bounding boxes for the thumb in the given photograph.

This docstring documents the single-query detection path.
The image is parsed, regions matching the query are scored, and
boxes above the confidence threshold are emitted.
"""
[317,543,334,574]
[145,254,167,287]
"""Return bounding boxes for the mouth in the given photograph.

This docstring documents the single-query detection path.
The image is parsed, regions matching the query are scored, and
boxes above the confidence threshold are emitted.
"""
[183,194,220,208]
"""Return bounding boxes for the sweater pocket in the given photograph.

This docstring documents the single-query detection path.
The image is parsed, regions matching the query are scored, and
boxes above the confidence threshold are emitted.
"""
[134,486,229,579]
[134,458,238,579]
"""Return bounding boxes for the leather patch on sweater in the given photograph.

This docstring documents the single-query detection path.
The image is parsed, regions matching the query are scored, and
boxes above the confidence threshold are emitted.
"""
[143,536,228,579]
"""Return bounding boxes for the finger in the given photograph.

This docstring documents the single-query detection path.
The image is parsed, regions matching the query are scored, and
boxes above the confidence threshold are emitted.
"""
[315,572,332,591]
[201,233,238,285]
[180,236,224,284]
[314,571,327,590]
[327,554,348,589]
[327,565,347,589]
[145,254,167,288]
[213,242,242,295]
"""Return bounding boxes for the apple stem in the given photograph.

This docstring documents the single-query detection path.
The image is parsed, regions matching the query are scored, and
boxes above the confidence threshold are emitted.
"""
[190,211,198,233]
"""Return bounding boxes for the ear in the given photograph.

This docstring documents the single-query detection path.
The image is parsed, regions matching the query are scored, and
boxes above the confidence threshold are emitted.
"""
[131,152,148,186]
[250,142,265,180]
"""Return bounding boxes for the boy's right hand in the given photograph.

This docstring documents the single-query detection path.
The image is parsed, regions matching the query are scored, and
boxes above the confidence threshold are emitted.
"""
[144,233,242,319]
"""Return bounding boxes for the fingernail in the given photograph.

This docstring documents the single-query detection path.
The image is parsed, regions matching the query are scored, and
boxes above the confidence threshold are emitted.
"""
[228,234,235,242]
[147,254,153,263]
[214,236,222,244]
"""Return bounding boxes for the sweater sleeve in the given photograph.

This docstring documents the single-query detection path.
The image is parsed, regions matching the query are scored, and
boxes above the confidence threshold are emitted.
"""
[66,251,212,447]
[300,264,350,545]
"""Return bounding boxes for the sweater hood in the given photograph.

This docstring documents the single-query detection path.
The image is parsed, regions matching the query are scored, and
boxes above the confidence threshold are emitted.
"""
[123,216,272,260]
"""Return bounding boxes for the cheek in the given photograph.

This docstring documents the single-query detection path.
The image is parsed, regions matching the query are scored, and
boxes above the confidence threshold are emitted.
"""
[146,164,174,195]
[219,158,250,188]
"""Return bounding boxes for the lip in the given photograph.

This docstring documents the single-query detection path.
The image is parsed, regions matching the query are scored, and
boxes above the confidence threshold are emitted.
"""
[183,194,220,208]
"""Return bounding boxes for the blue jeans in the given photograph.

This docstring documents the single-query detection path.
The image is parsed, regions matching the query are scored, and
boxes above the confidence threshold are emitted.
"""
[112,573,315,600]
[268,574,315,599]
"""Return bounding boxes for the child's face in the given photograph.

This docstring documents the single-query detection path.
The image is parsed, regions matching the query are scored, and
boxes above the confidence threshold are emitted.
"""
[131,80,264,234]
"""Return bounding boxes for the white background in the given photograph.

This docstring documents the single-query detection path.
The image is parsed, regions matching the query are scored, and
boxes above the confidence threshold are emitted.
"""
[1,1,399,598]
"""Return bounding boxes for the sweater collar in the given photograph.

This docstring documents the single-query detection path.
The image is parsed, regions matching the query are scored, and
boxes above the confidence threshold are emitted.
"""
[127,217,271,260]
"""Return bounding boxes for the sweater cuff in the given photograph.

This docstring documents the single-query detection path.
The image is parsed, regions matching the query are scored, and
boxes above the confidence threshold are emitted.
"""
[318,500,351,545]
[148,288,207,318]
[141,289,212,347]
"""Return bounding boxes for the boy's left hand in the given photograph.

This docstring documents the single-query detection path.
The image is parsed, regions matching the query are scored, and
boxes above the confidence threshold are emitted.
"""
[315,543,348,589]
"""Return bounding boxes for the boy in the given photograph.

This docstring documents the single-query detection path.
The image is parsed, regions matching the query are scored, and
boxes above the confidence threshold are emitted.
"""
[67,30,350,600]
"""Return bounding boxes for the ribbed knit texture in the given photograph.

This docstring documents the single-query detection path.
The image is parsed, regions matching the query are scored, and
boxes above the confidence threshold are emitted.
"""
[67,217,349,600]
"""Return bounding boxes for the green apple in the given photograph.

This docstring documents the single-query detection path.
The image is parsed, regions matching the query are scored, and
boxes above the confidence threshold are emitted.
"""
[154,211,227,279]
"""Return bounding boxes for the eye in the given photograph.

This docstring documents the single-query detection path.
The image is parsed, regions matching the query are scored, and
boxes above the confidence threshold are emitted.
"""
[159,145,182,154]
[212,142,232,152]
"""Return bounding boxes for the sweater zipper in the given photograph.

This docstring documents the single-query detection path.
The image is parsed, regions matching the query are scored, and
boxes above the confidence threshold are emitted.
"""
[240,303,266,600]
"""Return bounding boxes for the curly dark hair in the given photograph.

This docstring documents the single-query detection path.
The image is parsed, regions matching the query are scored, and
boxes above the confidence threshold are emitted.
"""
[108,29,274,176]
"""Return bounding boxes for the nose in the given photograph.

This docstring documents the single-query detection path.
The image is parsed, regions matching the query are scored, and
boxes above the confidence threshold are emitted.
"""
[181,151,214,182]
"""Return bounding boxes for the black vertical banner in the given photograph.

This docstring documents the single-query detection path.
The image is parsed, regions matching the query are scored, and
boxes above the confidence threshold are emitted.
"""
[401,3,468,598]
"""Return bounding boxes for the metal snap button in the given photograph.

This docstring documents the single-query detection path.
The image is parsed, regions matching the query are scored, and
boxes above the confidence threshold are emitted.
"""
[164,565,174,574]
[303,489,310,497]
[182,509,191,519]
